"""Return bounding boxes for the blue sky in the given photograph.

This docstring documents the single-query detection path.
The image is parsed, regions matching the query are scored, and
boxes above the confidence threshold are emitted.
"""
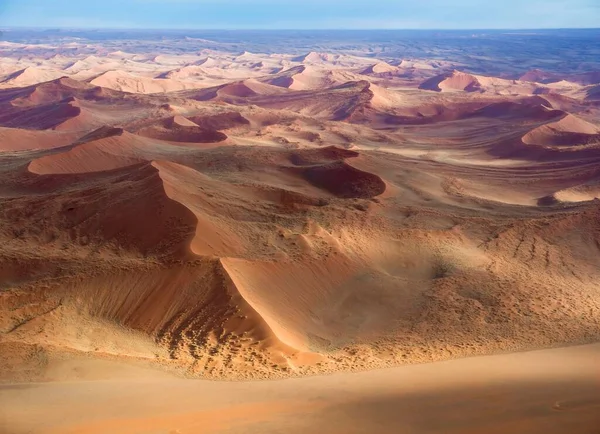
[0,0,598,29]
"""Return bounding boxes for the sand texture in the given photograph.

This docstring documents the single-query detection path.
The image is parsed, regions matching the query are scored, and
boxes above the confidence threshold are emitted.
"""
[0,30,599,411]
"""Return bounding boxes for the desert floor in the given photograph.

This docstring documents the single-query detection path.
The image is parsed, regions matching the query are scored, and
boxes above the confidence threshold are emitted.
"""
[2,343,600,434]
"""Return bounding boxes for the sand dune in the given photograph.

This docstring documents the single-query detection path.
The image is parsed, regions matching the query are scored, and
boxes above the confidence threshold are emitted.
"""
[467,98,559,120]
[1,42,600,393]
[420,71,483,92]
[264,65,365,90]
[0,127,79,151]
[360,62,399,75]
[90,70,195,94]
[523,113,600,146]
[0,97,91,131]
[0,67,65,88]
[137,123,227,143]
[188,111,250,130]
[420,70,542,95]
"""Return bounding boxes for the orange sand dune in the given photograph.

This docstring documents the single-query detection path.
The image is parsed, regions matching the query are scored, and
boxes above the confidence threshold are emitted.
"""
[420,71,482,92]
[264,65,364,90]
[523,113,600,146]
[28,128,159,174]
[0,97,87,131]
[90,70,195,94]
[360,62,399,75]
[136,116,228,143]
[0,127,79,151]
[188,111,250,130]
[0,66,65,88]
[466,97,558,119]
[2,47,600,390]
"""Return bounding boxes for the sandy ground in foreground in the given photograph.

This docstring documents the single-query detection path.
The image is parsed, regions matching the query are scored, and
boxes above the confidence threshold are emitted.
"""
[1,344,599,434]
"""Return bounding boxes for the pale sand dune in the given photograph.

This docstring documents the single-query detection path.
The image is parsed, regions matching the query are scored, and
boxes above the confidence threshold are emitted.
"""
[1,344,599,434]
[0,67,65,88]
[264,65,365,90]
[90,70,198,93]
[360,62,399,75]
[420,70,542,95]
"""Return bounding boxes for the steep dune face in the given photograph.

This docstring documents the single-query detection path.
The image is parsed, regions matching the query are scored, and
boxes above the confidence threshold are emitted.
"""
[0,127,79,151]
[188,112,250,130]
[0,77,117,108]
[301,162,386,199]
[221,231,489,352]
[28,125,227,175]
[467,98,559,120]
[136,117,228,143]
[152,160,249,257]
[185,80,287,102]
[53,260,288,374]
[420,71,482,92]
[360,62,398,75]
[28,129,147,174]
[522,113,600,146]
[0,98,84,130]
[1,163,199,257]
[0,80,141,133]
[264,65,363,91]
[90,70,193,94]
[204,80,379,121]
[0,67,65,88]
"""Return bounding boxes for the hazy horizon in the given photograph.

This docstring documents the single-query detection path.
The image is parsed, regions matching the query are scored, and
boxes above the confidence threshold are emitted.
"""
[2,26,600,31]
[1,0,598,30]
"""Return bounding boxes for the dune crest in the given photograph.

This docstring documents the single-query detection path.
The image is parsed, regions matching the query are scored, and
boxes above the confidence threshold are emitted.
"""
[2,40,600,384]
[523,113,600,146]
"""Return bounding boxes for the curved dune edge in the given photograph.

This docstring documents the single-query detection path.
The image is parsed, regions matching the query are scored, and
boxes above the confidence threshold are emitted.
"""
[301,161,386,199]
[26,125,229,175]
[420,71,482,92]
[522,113,600,147]
[553,185,600,203]
[136,116,228,143]
[27,129,146,175]
[9,160,305,376]
[0,127,80,151]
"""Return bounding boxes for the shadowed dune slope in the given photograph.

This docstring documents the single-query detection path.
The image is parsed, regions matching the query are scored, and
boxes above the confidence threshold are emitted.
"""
[2,46,600,383]
[523,113,600,146]
[136,116,228,143]
[420,71,482,92]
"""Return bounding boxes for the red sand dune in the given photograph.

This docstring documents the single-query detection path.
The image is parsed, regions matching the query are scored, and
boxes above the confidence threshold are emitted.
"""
[467,98,561,120]
[0,97,85,130]
[188,111,250,130]
[28,128,151,174]
[420,71,482,92]
[0,77,114,107]
[301,161,386,199]
[0,127,79,151]
[136,116,228,143]
[264,65,362,91]
[522,113,600,146]
[2,47,600,396]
